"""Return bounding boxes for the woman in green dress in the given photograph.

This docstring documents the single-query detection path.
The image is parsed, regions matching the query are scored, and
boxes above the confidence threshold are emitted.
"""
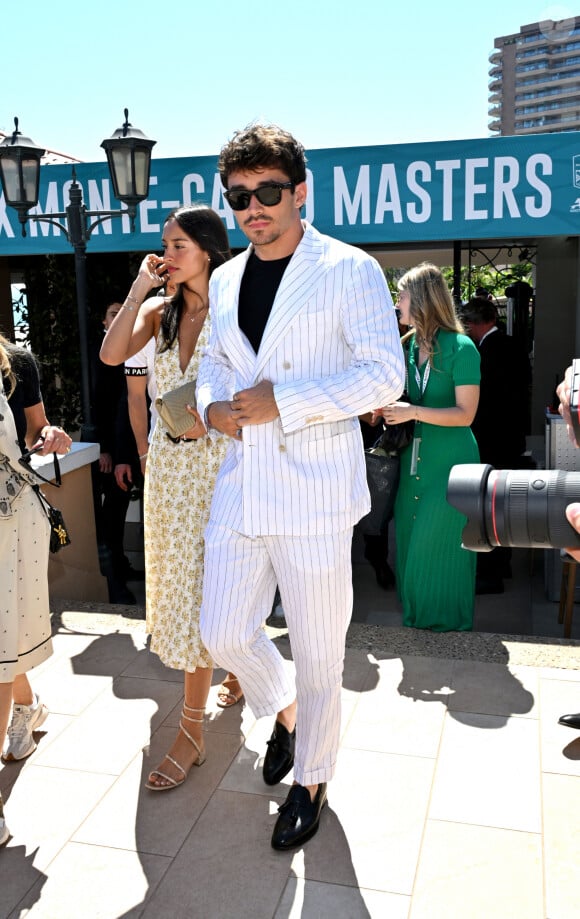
[381,264,480,631]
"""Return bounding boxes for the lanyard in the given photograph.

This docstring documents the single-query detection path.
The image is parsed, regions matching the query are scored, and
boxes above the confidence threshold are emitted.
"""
[410,349,429,475]
[413,353,430,396]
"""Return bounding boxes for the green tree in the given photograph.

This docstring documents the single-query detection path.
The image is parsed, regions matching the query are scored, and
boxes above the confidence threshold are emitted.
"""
[20,251,136,432]
[384,260,533,304]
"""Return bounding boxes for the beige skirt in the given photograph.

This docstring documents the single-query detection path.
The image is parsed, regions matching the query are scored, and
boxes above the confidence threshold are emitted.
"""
[0,486,52,682]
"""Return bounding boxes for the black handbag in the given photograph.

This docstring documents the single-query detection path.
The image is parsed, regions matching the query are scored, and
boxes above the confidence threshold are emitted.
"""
[359,444,400,536]
[18,451,72,553]
[33,486,72,553]
[376,392,415,454]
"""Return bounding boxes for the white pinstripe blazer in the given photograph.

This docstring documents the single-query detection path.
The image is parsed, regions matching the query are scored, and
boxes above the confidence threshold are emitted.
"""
[197,222,405,537]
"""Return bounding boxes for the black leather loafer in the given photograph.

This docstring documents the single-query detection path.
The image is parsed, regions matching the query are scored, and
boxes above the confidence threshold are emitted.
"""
[263,721,296,786]
[271,783,327,850]
[559,712,580,729]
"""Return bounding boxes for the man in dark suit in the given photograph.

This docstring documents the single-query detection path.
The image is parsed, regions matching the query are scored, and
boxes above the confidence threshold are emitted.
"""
[462,297,532,593]
[91,301,143,604]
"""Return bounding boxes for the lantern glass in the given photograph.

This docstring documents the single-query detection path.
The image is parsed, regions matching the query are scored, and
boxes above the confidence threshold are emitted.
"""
[21,157,41,204]
[0,140,43,209]
[0,155,41,207]
[0,158,20,202]
[133,149,150,197]
[101,113,155,207]
[109,147,132,198]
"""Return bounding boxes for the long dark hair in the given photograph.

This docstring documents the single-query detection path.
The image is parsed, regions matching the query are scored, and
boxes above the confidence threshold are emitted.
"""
[159,204,231,352]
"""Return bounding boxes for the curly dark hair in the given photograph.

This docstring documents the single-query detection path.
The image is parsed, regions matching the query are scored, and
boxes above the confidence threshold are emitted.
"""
[218,123,307,187]
[159,204,231,352]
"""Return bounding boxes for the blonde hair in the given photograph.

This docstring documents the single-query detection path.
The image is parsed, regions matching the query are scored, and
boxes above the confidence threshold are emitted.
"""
[398,263,464,365]
[0,335,15,397]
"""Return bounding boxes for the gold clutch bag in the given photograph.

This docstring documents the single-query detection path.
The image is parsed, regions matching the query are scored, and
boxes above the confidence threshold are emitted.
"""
[155,379,197,438]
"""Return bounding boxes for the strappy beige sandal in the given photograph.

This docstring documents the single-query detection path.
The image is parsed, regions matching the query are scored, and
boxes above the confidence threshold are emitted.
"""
[145,704,206,792]
[216,675,244,709]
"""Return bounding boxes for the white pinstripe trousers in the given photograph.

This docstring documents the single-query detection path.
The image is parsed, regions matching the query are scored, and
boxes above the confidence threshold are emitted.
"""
[200,523,354,786]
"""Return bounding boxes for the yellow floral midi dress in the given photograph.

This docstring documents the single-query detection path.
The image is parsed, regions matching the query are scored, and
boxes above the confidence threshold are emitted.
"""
[144,319,227,670]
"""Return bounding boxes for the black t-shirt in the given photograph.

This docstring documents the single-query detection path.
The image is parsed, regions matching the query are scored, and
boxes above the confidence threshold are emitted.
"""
[2,345,42,451]
[238,251,292,353]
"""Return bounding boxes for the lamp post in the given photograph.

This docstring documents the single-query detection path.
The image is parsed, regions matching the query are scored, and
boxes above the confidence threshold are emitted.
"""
[0,110,156,441]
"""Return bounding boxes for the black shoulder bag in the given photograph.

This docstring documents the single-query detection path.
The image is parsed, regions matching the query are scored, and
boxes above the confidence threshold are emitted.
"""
[19,450,72,553]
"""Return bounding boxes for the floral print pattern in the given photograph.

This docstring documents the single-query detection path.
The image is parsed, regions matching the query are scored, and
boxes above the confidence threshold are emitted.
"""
[144,318,227,670]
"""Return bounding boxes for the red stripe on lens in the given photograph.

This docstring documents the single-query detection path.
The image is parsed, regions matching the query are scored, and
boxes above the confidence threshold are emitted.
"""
[490,471,500,545]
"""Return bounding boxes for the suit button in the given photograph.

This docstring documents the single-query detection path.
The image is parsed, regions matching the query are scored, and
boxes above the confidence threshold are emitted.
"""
[283,361,291,369]
[279,445,287,452]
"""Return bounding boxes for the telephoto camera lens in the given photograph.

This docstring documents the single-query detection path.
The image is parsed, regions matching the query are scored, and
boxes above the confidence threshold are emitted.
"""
[447,463,580,551]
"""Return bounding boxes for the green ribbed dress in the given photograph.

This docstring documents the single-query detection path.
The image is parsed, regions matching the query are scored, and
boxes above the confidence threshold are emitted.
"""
[395,329,480,631]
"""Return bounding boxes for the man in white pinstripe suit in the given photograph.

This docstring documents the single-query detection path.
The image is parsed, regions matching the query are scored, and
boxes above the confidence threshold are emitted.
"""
[197,124,405,849]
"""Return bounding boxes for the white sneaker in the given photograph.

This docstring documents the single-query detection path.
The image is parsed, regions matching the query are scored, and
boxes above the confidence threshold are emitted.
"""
[2,695,49,762]
[0,795,10,846]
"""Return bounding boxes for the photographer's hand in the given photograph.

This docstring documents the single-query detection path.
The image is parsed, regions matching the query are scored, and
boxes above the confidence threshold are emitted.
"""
[557,365,578,447]
[555,366,580,559]
[565,503,580,562]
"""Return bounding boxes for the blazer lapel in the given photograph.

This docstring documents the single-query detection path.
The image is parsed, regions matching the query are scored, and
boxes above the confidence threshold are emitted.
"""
[215,248,257,378]
[254,223,326,376]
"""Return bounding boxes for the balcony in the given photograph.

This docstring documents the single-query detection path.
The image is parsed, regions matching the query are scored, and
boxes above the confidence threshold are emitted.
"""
[488,118,502,133]
[516,46,549,62]
[488,104,502,118]
[515,111,580,133]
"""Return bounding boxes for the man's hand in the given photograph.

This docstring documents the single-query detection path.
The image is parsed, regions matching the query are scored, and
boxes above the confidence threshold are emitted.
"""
[208,381,280,440]
[100,452,113,474]
[232,381,279,426]
[207,401,243,440]
[114,463,133,491]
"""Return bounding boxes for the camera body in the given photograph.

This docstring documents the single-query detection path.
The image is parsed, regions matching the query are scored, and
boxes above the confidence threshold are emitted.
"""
[447,464,580,551]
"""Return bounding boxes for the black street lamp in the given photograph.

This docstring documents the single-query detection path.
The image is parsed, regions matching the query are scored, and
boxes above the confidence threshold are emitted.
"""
[0,110,156,440]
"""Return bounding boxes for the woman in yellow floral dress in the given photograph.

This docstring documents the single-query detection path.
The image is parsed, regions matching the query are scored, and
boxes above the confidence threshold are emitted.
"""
[101,204,233,790]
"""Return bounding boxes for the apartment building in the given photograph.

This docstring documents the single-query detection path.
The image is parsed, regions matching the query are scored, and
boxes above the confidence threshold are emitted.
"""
[489,17,580,135]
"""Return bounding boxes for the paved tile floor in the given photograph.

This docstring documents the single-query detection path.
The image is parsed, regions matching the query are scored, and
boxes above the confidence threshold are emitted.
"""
[1,543,580,918]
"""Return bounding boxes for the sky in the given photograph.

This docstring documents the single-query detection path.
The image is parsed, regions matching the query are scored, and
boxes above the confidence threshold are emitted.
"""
[3,1,580,164]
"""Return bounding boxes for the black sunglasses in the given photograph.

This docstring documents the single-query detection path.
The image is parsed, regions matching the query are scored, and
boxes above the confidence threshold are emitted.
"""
[224,181,295,212]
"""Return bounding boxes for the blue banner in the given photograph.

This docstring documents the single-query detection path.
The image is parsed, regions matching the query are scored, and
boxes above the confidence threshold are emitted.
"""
[1,132,580,255]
